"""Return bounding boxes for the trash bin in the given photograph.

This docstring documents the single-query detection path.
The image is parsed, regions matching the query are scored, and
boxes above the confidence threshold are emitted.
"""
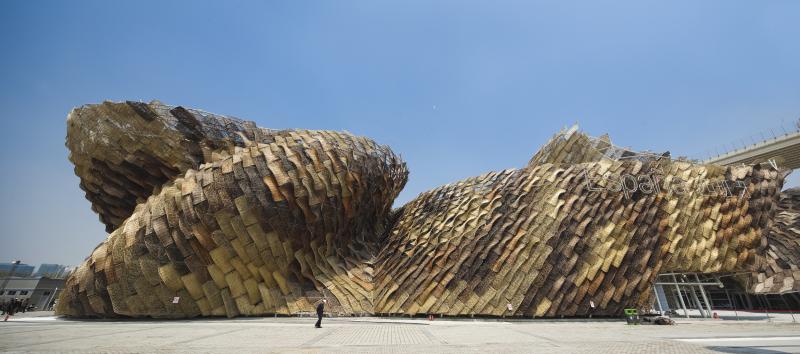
[624,308,640,325]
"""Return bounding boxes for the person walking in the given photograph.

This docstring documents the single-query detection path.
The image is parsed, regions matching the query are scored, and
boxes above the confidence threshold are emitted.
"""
[4,299,17,321]
[315,299,327,328]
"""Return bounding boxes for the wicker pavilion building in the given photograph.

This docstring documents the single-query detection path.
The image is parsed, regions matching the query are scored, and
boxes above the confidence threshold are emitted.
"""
[56,101,795,319]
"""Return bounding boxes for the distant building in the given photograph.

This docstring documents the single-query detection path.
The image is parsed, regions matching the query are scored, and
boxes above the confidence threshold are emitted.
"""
[34,264,73,278]
[0,262,35,277]
[0,277,65,310]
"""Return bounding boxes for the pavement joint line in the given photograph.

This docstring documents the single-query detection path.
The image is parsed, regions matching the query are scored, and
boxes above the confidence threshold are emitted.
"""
[711,344,800,348]
[301,327,336,347]
[506,327,562,347]
[336,319,430,326]
[4,325,174,350]
[0,326,74,336]
[162,327,245,347]
[675,336,800,342]
[421,327,445,345]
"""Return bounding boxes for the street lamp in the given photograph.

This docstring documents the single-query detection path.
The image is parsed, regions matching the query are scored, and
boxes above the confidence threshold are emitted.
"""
[0,260,22,294]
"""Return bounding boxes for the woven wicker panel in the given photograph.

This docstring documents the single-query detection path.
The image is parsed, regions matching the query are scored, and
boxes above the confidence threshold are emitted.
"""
[373,129,783,317]
[747,188,800,294]
[57,103,784,318]
[57,101,407,318]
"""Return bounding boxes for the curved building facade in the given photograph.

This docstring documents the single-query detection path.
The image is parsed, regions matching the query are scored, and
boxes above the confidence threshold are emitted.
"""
[57,101,786,318]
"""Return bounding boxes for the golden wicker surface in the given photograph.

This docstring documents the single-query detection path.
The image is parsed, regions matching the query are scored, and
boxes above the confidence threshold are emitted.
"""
[57,103,784,318]
[748,188,800,294]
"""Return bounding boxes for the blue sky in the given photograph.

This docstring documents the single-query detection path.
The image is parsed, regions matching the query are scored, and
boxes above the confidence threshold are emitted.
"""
[1,1,798,266]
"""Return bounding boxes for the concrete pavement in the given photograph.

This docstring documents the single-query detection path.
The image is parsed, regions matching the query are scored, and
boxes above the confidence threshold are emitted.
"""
[0,312,798,353]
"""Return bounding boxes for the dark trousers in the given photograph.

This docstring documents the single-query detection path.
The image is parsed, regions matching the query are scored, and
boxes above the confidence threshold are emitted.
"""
[315,313,322,327]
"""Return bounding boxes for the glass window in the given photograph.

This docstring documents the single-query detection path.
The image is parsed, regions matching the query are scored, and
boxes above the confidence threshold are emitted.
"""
[43,291,50,296]
[7,290,16,295]
[20,290,29,295]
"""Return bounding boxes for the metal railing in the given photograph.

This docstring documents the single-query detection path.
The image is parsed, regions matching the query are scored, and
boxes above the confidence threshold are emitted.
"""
[702,118,800,162]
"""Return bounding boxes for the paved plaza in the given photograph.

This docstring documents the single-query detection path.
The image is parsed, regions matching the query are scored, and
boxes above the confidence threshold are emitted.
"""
[0,312,799,353]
